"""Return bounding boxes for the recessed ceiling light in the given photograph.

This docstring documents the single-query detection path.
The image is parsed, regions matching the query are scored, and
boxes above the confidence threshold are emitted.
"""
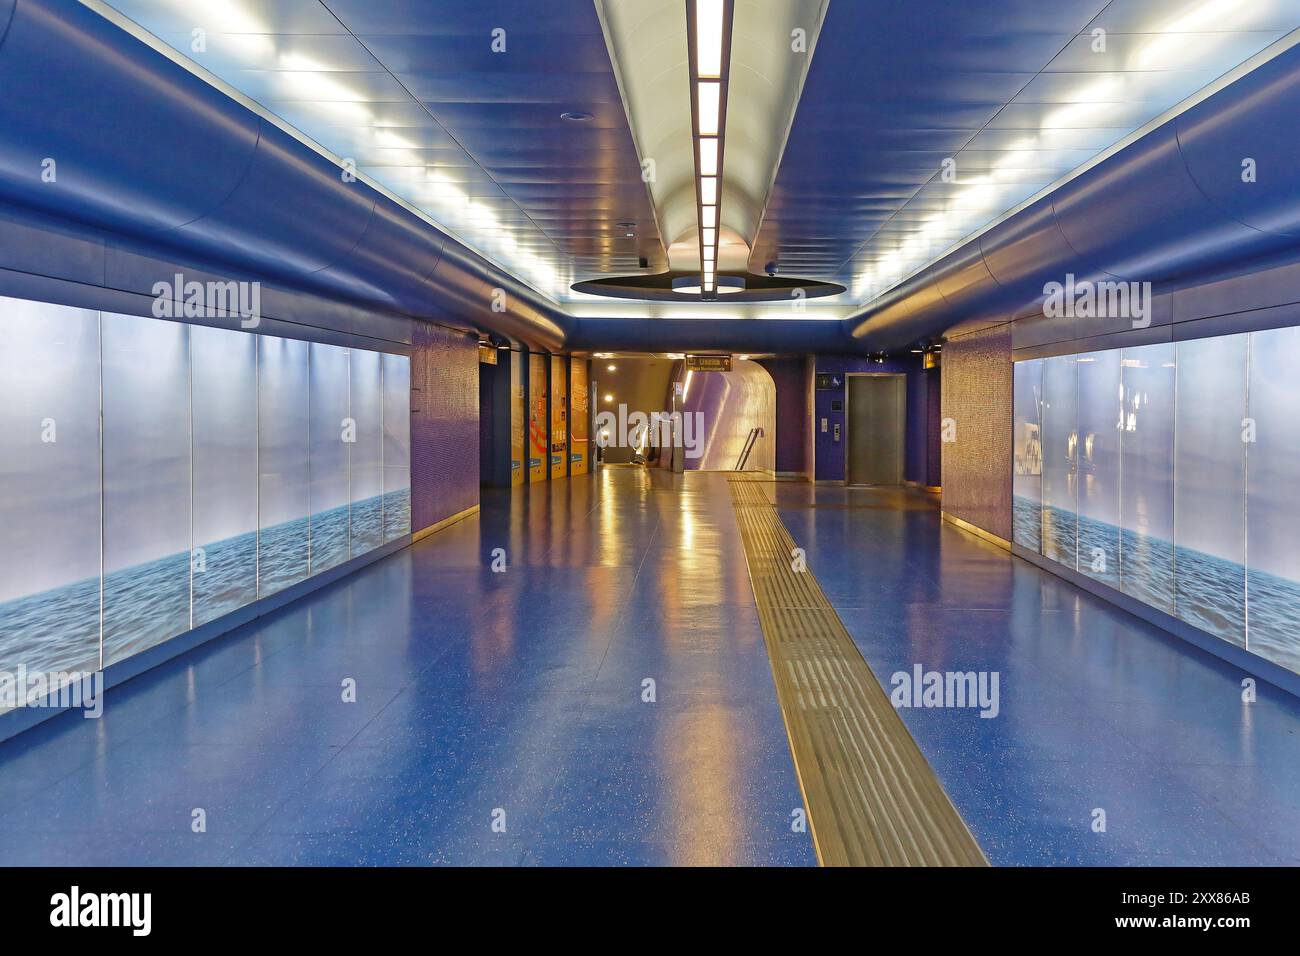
[696,0,725,78]
[700,177,717,205]
[560,110,594,122]
[699,137,718,176]
[697,82,720,136]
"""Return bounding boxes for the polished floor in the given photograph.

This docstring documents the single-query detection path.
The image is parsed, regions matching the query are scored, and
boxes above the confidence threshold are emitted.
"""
[2,470,1299,865]
[773,483,1300,866]
[0,468,814,866]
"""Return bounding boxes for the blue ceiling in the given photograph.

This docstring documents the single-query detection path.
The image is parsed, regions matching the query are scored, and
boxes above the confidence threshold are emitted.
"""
[104,0,667,298]
[752,0,1300,301]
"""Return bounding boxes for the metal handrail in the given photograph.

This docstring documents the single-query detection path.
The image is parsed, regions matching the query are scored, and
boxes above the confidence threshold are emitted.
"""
[735,427,763,471]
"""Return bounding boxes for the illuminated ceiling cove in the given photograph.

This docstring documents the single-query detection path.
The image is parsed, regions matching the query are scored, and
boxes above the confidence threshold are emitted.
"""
[92,0,1300,318]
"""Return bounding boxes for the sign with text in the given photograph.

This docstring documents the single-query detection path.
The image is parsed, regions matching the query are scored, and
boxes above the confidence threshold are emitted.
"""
[686,354,731,372]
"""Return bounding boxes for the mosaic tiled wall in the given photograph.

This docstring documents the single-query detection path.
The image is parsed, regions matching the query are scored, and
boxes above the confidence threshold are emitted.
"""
[410,321,480,532]
[941,323,1012,540]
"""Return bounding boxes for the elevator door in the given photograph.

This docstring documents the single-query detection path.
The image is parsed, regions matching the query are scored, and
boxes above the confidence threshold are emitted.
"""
[847,374,905,486]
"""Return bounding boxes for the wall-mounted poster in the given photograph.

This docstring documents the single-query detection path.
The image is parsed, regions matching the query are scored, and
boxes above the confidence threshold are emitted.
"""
[571,358,589,476]
[528,352,547,483]
[511,350,525,487]
[551,355,568,479]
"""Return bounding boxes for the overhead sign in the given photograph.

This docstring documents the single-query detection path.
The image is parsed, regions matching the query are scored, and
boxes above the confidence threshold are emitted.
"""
[815,372,844,390]
[686,354,731,372]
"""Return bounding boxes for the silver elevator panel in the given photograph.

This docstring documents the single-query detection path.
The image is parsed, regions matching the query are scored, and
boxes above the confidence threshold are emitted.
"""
[846,374,905,486]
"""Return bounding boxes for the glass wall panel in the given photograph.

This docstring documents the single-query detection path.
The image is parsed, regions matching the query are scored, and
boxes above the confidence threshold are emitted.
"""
[528,352,548,483]
[1076,350,1122,589]
[1011,358,1043,552]
[309,343,351,573]
[382,353,411,541]
[0,299,102,679]
[511,350,525,487]
[191,325,258,626]
[1118,343,1176,614]
[1246,327,1300,673]
[550,355,567,479]
[349,348,384,556]
[1174,335,1247,647]
[102,313,192,665]
[258,336,310,596]
[1041,355,1078,568]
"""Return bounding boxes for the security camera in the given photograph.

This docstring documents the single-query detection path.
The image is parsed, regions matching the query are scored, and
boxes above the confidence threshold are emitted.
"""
[764,261,777,277]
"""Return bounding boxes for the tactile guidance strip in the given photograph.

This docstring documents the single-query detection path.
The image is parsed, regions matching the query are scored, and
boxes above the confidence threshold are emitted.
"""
[728,478,988,867]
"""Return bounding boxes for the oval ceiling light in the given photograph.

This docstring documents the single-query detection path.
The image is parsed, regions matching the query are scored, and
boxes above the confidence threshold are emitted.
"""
[560,110,594,122]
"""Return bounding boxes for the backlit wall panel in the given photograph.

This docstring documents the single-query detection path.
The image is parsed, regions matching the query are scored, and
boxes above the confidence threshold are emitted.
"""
[382,353,411,541]
[528,352,547,483]
[550,355,567,479]
[571,358,589,476]
[309,343,352,574]
[0,294,410,709]
[1245,326,1300,674]
[191,325,258,627]
[511,350,525,487]
[102,313,192,666]
[1014,331,1300,676]
[1011,359,1042,553]
[0,300,102,676]
[349,349,384,555]
[258,336,311,597]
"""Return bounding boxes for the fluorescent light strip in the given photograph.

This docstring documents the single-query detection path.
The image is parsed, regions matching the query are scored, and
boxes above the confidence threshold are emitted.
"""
[697,81,720,136]
[696,0,724,78]
[699,137,718,176]
[692,1,729,298]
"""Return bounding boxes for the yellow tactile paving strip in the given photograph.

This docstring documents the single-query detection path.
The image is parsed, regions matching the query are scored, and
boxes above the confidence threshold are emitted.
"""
[728,477,988,867]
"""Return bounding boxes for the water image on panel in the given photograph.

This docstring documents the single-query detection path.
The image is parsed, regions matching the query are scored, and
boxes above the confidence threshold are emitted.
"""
[350,348,384,556]
[191,325,258,627]
[309,343,352,574]
[1174,335,1247,647]
[1246,327,1300,674]
[0,299,102,682]
[259,336,311,596]
[102,313,192,665]
[1011,359,1043,552]
[1076,351,1122,589]
[382,353,411,541]
[1118,344,1176,614]
[1041,355,1078,568]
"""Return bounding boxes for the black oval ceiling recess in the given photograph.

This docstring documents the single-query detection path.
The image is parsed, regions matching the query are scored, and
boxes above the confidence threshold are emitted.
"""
[560,110,594,122]
[572,270,845,303]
